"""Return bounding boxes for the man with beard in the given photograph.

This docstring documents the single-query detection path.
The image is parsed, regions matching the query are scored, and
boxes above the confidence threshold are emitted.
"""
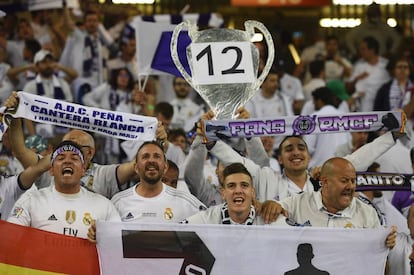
[7,140,121,239]
[23,49,73,136]
[111,141,206,223]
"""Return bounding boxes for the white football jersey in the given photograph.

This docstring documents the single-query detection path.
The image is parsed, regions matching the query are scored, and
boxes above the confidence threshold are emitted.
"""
[0,175,31,220]
[111,183,206,223]
[8,185,121,239]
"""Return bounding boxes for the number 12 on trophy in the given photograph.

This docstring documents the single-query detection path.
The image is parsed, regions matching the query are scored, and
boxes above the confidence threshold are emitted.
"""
[190,41,255,85]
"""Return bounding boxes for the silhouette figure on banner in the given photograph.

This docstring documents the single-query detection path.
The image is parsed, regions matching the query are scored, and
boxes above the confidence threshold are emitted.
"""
[284,243,330,275]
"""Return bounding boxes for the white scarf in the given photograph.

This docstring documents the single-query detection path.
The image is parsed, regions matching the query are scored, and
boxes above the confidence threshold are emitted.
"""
[0,92,157,141]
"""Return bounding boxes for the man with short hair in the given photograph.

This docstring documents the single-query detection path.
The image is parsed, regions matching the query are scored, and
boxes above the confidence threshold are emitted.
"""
[184,162,286,225]
[304,87,350,168]
[203,110,405,202]
[7,140,120,239]
[279,158,396,247]
[245,69,294,149]
[60,9,110,103]
[24,49,73,101]
[281,158,378,227]
[111,141,205,223]
[170,77,204,132]
[23,49,75,136]
[346,36,390,112]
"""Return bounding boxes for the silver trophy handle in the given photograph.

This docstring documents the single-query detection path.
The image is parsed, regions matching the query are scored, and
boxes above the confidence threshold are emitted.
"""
[244,20,275,92]
[170,21,193,87]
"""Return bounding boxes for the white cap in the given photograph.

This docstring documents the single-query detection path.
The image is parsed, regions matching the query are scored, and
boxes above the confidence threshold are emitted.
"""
[34,50,53,64]
[0,10,5,18]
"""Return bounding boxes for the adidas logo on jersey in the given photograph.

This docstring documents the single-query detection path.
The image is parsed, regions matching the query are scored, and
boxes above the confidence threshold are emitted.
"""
[48,214,58,221]
[125,212,134,219]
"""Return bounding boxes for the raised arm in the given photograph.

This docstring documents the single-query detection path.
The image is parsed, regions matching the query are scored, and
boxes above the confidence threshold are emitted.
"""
[201,110,262,178]
[54,62,79,84]
[5,92,39,168]
[19,154,51,189]
[184,134,221,206]
[7,64,36,86]
[236,106,270,168]
[344,131,402,171]
[116,160,136,186]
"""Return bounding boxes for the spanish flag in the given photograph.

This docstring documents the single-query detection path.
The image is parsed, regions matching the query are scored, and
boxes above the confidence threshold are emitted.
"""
[0,220,99,274]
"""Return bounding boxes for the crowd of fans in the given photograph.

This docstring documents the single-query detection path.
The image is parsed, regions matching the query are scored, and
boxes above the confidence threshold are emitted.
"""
[0,2,414,274]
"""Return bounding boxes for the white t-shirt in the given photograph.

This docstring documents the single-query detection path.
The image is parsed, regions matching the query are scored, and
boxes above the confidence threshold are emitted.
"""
[0,175,29,220]
[349,57,390,112]
[170,97,204,132]
[111,183,206,223]
[280,73,304,102]
[7,185,121,239]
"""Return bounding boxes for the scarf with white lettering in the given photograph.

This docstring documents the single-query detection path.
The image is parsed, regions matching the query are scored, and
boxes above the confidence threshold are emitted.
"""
[221,203,255,225]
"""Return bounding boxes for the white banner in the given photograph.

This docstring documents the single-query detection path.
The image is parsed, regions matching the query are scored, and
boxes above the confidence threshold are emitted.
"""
[0,92,157,141]
[96,221,389,275]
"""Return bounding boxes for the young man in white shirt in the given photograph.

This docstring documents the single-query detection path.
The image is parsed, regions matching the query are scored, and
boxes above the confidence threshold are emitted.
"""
[184,162,286,225]
[8,141,120,239]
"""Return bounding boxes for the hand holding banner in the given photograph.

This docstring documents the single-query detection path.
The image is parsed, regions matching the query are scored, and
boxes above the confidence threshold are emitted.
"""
[202,111,405,141]
[0,92,157,141]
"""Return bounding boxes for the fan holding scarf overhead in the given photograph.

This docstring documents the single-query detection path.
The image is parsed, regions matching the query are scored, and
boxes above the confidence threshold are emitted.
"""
[59,8,112,104]
[22,49,73,138]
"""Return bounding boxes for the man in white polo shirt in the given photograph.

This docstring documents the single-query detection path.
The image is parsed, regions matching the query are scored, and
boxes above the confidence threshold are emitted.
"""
[279,158,396,248]
[280,157,379,228]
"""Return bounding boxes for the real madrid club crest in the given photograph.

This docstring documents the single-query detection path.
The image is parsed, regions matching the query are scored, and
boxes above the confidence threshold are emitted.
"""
[66,210,76,224]
[83,212,93,226]
[164,208,173,220]
[344,222,354,228]
[292,115,317,135]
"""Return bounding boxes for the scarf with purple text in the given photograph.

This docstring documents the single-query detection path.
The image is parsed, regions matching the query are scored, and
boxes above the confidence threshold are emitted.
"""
[202,111,406,141]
